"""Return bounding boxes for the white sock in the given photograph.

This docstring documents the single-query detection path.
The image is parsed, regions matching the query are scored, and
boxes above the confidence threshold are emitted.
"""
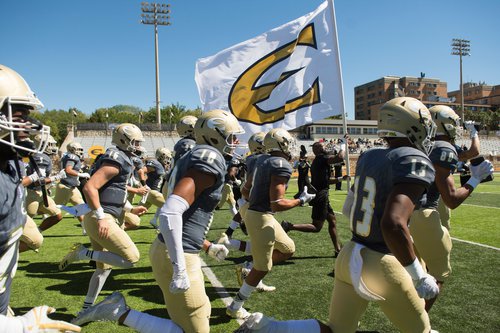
[124,309,183,333]
[231,281,256,310]
[229,220,240,230]
[229,239,241,251]
[269,319,321,333]
[83,268,111,309]
[231,205,238,216]
[81,250,134,268]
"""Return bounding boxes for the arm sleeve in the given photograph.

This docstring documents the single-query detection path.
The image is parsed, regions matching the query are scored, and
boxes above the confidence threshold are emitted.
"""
[0,315,23,333]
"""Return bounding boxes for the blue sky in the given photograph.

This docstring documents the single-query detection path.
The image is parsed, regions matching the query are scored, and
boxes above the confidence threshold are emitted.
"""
[2,0,499,120]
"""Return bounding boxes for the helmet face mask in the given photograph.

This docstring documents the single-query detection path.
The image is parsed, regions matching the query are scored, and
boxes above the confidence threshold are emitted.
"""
[0,65,49,155]
[264,128,295,160]
[177,115,197,138]
[377,97,436,155]
[34,133,58,155]
[195,110,245,158]
[248,131,266,155]
[67,141,84,158]
[429,105,463,140]
[112,123,145,156]
[156,147,172,167]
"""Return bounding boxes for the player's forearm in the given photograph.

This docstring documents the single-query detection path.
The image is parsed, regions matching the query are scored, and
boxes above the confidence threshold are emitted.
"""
[83,184,101,210]
[270,198,301,212]
[382,221,416,266]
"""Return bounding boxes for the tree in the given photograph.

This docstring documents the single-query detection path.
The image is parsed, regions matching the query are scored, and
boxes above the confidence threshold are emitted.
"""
[32,108,87,143]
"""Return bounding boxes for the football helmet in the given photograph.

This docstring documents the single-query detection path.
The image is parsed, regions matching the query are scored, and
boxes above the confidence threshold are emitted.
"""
[194,109,245,157]
[177,115,197,138]
[0,64,50,154]
[429,105,462,140]
[34,133,58,155]
[112,123,145,156]
[156,147,173,166]
[248,131,266,155]
[264,128,295,160]
[67,141,84,158]
[377,97,436,155]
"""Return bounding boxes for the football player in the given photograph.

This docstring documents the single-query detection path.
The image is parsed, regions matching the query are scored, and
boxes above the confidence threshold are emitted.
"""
[0,64,80,332]
[54,141,89,233]
[59,123,147,321]
[172,115,197,164]
[216,157,240,216]
[409,105,493,311]
[235,97,440,333]
[72,110,239,333]
[281,139,347,257]
[226,128,316,319]
[142,155,166,209]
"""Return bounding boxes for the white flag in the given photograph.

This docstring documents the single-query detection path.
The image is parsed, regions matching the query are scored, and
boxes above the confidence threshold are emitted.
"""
[195,0,344,141]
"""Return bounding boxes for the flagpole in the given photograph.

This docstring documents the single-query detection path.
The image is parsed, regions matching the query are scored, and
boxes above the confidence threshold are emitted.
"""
[327,0,350,188]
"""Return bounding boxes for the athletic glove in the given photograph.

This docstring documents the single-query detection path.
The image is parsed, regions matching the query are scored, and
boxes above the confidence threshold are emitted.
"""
[28,172,40,184]
[404,258,439,300]
[49,170,67,183]
[207,243,229,261]
[234,179,242,186]
[19,305,81,332]
[468,159,494,188]
[77,172,91,179]
[298,186,316,206]
[170,269,190,294]
[464,121,478,139]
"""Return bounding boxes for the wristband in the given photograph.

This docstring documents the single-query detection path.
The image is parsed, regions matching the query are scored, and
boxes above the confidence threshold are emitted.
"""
[465,177,480,189]
[404,257,425,281]
[299,198,305,205]
[124,200,133,212]
[93,207,105,220]
[28,173,39,183]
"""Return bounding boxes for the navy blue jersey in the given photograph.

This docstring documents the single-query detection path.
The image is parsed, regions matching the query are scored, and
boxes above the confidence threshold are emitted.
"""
[94,147,134,218]
[26,152,52,191]
[60,152,82,188]
[173,137,196,164]
[351,147,435,253]
[0,159,26,315]
[166,145,226,253]
[131,156,144,180]
[423,141,459,209]
[248,155,292,213]
[145,158,166,191]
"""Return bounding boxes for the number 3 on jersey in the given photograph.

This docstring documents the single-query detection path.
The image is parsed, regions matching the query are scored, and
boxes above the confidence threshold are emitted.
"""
[350,176,376,237]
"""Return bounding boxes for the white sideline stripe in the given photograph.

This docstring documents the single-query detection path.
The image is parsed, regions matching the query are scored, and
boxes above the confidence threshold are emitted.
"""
[451,237,500,251]
[461,204,500,209]
[200,258,245,325]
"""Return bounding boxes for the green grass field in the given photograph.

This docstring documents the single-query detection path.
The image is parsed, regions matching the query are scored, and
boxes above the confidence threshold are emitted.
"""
[11,175,500,332]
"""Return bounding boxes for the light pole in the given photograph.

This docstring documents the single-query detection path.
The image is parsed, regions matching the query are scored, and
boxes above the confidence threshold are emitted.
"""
[105,112,109,136]
[141,2,171,129]
[451,38,470,122]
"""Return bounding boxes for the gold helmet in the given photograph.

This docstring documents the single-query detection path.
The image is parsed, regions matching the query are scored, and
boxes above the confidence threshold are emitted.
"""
[378,97,436,155]
[34,133,58,155]
[112,123,145,156]
[67,141,84,158]
[248,131,266,155]
[177,115,198,138]
[264,128,295,160]
[194,109,245,157]
[0,64,50,154]
[429,105,462,140]
[156,147,173,166]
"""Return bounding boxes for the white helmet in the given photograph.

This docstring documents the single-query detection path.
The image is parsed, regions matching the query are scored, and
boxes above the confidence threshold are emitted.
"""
[378,97,436,155]
[194,110,245,157]
[0,64,50,154]
[156,147,173,166]
[429,105,462,140]
[112,123,145,156]
[67,141,84,158]
[34,134,58,155]
[177,115,197,138]
[264,128,295,160]
[248,131,266,155]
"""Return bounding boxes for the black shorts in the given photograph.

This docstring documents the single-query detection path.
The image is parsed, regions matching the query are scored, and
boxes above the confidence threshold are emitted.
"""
[310,189,334,221]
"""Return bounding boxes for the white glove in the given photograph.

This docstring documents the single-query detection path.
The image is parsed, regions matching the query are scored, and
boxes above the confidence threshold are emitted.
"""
[468,159,494,188]
[207,243,229,261]
[234,179,242,186]
[49,170,67,183]
[170,269,190,294]
[298,186,316,206]
[18,305,81,332]
[464,121,478,139]
[404,258,439,300]
[28,172,40,184]
[77,172,91,179]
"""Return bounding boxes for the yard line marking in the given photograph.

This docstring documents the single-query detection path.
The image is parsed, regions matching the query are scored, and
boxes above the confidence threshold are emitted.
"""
[461,204,500,209]
[201,258,245,325]
[451,237,500,251]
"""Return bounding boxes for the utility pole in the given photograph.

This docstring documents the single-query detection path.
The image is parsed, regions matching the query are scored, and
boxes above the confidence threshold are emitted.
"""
[140,2,171,128]
[451,38,470,123]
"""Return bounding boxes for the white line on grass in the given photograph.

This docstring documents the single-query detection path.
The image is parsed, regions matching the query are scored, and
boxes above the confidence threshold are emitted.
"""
[200,258,245,325]
[451,237,500,251]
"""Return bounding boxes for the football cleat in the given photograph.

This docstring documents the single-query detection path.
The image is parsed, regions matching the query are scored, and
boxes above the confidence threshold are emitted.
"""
[256,281,276,293]
[72,291,129,325]
[235,262,251,287]
[226,306,251,320]
[58,243,85,271]
[217,232,231,247]
[233,312,272,332]
[280,220,293,233]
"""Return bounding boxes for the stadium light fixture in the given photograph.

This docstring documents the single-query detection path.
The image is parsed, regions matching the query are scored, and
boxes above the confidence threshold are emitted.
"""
[451,38,470,122]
